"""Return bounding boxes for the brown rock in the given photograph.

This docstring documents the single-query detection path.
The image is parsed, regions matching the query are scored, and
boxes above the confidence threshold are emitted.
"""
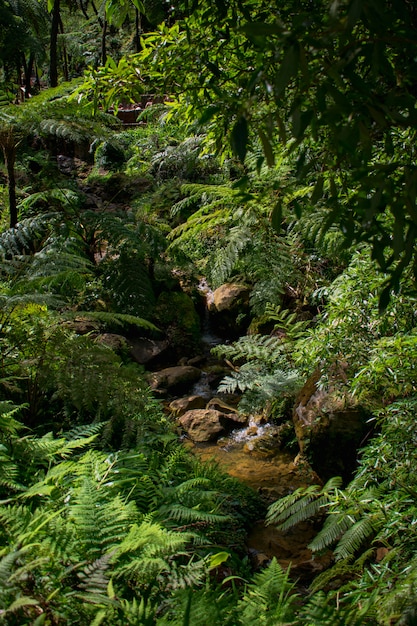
[206,397,241,416]
[293,369,370,482]
[179,409,226,442]
[94,333,127,352]
[148,366,201,394]
[169,395,207,417]
[130,337,170,365]
[210,283,250,313]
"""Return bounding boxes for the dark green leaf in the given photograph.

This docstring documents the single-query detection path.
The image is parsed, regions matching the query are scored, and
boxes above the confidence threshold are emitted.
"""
[230,116,248,162]
[198,105,221,125]
[271,202,283,232]
[258,128,275,166]
[311,176,324,204]
[241,22,284,37]
[275,46,299,97]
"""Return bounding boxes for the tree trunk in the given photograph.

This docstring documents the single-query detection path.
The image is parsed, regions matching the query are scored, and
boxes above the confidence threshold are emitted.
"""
[135,9,141,52]
[3,141,18,228]
[59,16,69,81]
[50,0,60,87]
[101,19,107,65]
[24,54,35,97]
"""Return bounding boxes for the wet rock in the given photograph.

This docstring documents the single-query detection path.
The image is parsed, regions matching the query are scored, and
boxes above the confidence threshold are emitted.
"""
[169,395,207,417]
[130,337,170,366]
[208,283,251,336]
[94,333,127,352]
[242,424,284,457]
[206,397,242,417]
[179,409,226,442]
[210,283,250,312]
[247,520,332,582]
[179,407,247,442]
[147,365,201,395]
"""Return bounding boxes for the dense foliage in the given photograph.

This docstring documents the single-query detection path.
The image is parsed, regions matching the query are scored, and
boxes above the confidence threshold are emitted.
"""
[1,0,417,624]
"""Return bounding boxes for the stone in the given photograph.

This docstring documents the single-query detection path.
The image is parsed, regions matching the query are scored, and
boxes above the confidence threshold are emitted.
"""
[208,283,251,337]
[169,395,207,417]
[147,365,201,395]
[178,407,247,442]
[179,409,226,442]
[130,337,170,366]
[293,369,370,483]
[94,333,127,352]
[210,283,250,313]
[206,397,241,416]
[62,318,100,335]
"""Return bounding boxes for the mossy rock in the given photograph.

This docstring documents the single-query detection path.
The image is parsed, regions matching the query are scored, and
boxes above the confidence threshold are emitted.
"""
[155,291,201,357]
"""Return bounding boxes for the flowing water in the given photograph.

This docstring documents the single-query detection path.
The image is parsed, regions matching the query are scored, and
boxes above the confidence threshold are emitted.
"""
[186,279,329,578]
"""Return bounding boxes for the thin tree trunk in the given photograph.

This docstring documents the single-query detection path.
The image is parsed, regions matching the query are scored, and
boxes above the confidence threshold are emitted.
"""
[79,0,89,20]
[90,0,103,28]
[135,9,141,52]
[101,19,107,65]
[50,0,60,87]
[3,141,18,228]
[24,55,35,97]
[59,17,69,81]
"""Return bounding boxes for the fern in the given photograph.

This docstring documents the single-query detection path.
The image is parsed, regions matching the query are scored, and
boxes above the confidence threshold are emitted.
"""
[209,222,252,287]
[76,552,114,604]
[333,516,380,561]
[308,512,354,553]
[237,558,297,625]
[266,477,343,531]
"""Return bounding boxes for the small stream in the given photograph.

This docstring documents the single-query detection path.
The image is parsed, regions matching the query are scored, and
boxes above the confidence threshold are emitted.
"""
[170,279,330,579]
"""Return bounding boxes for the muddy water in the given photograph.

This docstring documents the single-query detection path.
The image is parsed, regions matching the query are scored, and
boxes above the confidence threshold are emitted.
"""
[186,433,330,580]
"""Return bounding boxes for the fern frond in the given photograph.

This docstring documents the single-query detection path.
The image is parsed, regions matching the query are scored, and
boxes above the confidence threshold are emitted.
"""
[0,214,55,259]
[266,477,343,531]
[308,512,354,552]
[333,516,379,561]
[76,553,113,602]
[81,309,158,332]
[210,224,252,287]
[212,334,283,364]
[160,503,231,525]
[69,479,137,558]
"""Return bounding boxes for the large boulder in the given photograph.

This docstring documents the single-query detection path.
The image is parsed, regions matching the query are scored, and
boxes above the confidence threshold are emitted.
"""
[179,409,225,442]
[147,365,201,395]
[293,369,370,483]
[169,395,207,417]
[179,407,247,442]
[130,337,170,367]
[208,283,251,337]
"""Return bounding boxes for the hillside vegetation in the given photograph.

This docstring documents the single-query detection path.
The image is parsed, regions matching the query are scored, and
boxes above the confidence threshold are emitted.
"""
[1,1,417,624]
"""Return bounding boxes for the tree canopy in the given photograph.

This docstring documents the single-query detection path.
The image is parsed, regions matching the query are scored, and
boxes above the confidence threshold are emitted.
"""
[76,0,417,303]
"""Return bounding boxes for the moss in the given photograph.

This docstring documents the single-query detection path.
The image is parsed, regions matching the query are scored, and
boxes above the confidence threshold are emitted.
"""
[155,291,201,357]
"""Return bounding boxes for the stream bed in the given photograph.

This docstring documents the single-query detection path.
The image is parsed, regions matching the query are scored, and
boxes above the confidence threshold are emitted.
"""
[184,429,331,581]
